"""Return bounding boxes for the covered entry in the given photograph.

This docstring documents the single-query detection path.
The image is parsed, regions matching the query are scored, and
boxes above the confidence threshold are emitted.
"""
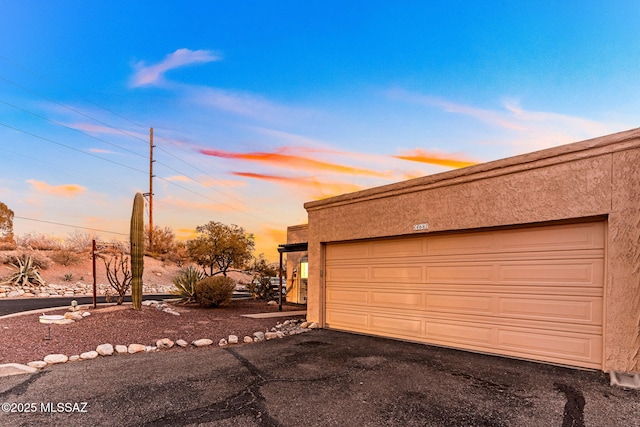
[324,220,605,369]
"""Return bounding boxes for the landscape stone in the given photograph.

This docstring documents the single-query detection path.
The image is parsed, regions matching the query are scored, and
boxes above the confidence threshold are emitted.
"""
[27,361,47,369]
[244,336,253,343]
[276,331,285,338]
[82,311,91,317]
[80,351,99,360]
[176,339,189,348]
[300,321,310,328]
[156,338,174,349]
[192,339,213,347]
[228,335,238,344]
[96,344,114,356]
[309,322,319,329]
[218,338,228,346]
[253,331,265,341]
[267,300,277,305]
[64,312,83,321]
[115,345,128,354]
[145,346,158,352]
[69,355,80,362]
[265,332,278,340]
[44,354,68,364]
[128,344,146,354]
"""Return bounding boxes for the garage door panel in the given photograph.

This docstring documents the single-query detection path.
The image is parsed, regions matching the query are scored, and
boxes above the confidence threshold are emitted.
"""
[371,266,423,282]
[324,221,605,369]
[370,291,422,308]
[498,297,602,324]
[499,260,603,285]
[326,266,369,281]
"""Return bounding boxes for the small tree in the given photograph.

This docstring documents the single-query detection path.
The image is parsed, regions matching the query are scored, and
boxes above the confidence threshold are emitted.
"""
[0,201,14,245]
[145,225,176,256]
[247,254,280,300]
[186,221,255,276]
[99,250,132,305]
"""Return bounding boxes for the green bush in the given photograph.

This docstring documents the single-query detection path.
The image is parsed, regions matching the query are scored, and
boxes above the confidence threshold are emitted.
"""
[195,275,235,308]
[171,265,205,304]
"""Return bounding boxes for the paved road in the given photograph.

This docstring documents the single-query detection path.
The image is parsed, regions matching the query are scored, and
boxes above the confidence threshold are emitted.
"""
[0,292,252,316]
[0,330,637,426]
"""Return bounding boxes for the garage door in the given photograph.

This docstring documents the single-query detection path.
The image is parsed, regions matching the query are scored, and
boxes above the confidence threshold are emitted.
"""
[324,221,604,369]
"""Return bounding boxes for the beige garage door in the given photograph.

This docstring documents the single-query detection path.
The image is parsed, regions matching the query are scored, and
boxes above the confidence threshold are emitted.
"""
[324,221,605,369]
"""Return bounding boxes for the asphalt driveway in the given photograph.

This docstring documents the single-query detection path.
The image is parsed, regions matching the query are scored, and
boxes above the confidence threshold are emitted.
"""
[0,329,638,426]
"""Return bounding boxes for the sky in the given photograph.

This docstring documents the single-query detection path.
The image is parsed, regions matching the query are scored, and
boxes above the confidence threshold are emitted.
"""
[1,1,639,260]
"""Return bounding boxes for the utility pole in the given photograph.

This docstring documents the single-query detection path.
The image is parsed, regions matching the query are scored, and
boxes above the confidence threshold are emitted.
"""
[148,127,155,250]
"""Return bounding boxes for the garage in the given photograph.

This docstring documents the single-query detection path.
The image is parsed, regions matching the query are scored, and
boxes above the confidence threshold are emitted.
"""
[298,128,640,373]
[324,221,604,369]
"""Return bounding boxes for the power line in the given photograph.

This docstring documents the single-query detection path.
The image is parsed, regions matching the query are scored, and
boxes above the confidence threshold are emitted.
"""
[0,120,148,175]
[13,216,128,236]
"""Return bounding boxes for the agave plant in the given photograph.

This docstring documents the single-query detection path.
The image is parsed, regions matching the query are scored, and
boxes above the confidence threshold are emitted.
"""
[1,255,46,287]
[171,265,205,303]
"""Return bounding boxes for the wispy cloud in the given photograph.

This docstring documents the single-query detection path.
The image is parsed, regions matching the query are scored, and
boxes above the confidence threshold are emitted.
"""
[131,48,221,87]
[27,180,86,197]
[393,148,479,168]
[388,88,619,151]
[200,148,388,177]
[88,148,115,154]
[232,172,363,199]
[157,196,246,213]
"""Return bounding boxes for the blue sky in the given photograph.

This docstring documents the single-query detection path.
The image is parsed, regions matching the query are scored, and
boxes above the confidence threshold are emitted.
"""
[1,1,639,258]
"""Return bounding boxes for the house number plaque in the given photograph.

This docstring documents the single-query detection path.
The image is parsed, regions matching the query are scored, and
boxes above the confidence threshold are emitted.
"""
[413,223,429,231]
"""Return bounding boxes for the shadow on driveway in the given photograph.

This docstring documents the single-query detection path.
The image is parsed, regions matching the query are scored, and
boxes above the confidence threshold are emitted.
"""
[0,330,638,426]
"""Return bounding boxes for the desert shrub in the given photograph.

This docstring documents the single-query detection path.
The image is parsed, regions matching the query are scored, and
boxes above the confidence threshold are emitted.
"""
[51,248,85,266]
[63,231,97,252]
[0,240,16,251]
[0,255,45,287]
[171,265,205,304]
[195,275,235,308]
[16,233,61,251]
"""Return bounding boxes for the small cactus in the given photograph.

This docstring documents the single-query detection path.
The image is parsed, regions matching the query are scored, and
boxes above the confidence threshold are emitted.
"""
[130,192,144,310]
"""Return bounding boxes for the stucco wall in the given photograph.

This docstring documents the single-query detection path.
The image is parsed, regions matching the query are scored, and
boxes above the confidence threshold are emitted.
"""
[303,128,640,372]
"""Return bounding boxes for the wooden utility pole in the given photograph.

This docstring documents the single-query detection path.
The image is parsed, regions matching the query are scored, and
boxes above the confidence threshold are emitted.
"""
[148,127,155,250]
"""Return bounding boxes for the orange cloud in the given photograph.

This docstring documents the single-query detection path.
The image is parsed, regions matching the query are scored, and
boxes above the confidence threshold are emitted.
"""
[157,196,246,213]
[27,180,86,197]
[393,149,478,169]
[233,172,363,199]
[200,148,386,177]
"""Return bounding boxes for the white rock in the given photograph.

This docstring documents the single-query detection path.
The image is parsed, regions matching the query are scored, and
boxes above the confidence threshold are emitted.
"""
[44,354,68,364]
[300,321,310,328]
[309,322,319,329]
[27,361,47,369]
[276,331,285,338]
[68,355,80,362]
[156,338,174,349]
[267,301,277,306]
[162,307,180,316]
[192,339,213,347]
[115,345,128,354]
[145,346,157,352]
[244,336,254,343]
[253,331,265,341]
[128,344,146,354]
[80,351,99,360]
[37,293,50,298]
[7,290,22,298]
[64,312,83,321]
[265,332,278,340]
[176,339,189,348]
[141,300,156,306]
[228,335,238,344]
[82,312,91,317]
[96,344,114,356]
[218,338,228,346]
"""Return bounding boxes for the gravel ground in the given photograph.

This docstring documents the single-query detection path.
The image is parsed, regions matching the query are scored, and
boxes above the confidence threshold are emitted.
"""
[0,299,305,365]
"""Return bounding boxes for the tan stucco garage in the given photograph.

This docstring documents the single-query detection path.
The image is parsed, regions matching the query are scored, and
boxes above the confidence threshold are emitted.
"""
[297,127,640,373]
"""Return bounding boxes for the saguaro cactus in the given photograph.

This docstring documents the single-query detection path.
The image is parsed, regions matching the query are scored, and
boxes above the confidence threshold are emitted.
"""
[130,192,144,310]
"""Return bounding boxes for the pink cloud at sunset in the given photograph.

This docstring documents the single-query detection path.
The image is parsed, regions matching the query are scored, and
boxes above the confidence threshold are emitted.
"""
[26,180,87,197]
[200,148,387,177]
[393,149,479,169]
[232,172,363,199]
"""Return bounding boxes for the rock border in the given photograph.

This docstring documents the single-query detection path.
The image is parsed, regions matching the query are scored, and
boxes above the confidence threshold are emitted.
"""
[16,318,318,371]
